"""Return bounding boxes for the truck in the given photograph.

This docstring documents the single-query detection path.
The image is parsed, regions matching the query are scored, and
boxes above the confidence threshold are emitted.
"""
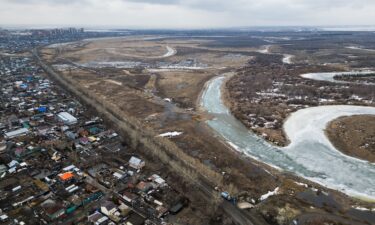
[221,191,231,201]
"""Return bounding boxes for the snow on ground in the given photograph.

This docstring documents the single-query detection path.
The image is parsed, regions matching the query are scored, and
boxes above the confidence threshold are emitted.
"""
[301,71,375,84]
[52,64,74,71]
[257,45,271,54]
[0,52,17,56]
[346,46,375,52]
[162,46,177,58]
[81,61,142,69]
[259,187,279,201]
[294,182,308,188]
[158,131,183,137]
[82,36,128,42]
[227,141,241,151]
[47,41,77,48]
[105,79,122,86]
[101,45,175,59]
[142,36,167,41]
[147,66,206,72]
[352,206,373,211]
[282,54,294,64]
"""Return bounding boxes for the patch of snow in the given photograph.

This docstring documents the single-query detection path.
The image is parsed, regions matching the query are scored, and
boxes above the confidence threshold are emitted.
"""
[147,66,206,72]
[257,45,271,54]
[47,42,76,48]
[162,46,177,58]
[346,46,375,52]
[256,92,286,97]
[158,131,183,138]
[352,206,372,211]
[259,187,279,201]
[52,64,74,71]
[294,182,308,188]
[105,79,122,86]
[282,54,294,64]
[81,61,143,69]
[301,71,375,84]
[227,141,241,151]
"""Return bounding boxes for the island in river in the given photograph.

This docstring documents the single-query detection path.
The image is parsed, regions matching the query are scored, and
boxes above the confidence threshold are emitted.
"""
[326,115,375,163]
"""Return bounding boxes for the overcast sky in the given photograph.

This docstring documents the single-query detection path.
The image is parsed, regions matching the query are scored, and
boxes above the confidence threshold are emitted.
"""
[1,0,375,29]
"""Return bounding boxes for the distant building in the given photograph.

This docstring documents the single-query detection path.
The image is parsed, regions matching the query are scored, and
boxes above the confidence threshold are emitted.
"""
[122,191,138,203]
[126,212,145,225]
[79,137,89,145]
[4,128,29,139]
[136,181,153,193]
[57,112,77,125]
[41,200,66,220]
[100,201,118,216]
[148,174,166,188]
[170,202,184,215]
[88,211,109,225]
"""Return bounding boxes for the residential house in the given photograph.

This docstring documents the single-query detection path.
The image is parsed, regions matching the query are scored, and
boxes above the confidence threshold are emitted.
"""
[88,211,109,225]
[128,156,145,170]
[100,201,118,217]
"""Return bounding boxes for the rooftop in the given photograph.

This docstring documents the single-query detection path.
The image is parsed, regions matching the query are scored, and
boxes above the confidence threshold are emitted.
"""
[59,172,74,181]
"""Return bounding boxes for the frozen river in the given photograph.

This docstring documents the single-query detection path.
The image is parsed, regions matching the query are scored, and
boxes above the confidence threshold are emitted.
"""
[162,46,177,58]
[201,75,375,200]
[282,54,294,64]
[301,71,375,84]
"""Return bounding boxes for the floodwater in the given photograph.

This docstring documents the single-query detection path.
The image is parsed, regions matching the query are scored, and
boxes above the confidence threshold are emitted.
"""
[201,75,375,200]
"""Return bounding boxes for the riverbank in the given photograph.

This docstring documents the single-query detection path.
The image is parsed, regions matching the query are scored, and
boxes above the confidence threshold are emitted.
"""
[326,115,375,163]
[221,72,288,146]
[224,61,375,147]
[202,75,375,201]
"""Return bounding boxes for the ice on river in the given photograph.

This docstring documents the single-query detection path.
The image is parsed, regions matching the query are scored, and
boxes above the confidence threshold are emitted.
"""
[201,75,375,200]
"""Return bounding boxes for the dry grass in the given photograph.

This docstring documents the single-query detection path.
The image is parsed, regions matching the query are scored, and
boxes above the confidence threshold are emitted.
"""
[326,115,375,163]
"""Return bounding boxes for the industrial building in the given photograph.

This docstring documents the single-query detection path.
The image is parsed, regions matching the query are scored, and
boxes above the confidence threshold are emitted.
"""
[4,128,29,139]
[57,112,77,125]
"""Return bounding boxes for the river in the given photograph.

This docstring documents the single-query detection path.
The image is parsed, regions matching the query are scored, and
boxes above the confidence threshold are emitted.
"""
[301,71,375,84]
[200,75,375,201]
